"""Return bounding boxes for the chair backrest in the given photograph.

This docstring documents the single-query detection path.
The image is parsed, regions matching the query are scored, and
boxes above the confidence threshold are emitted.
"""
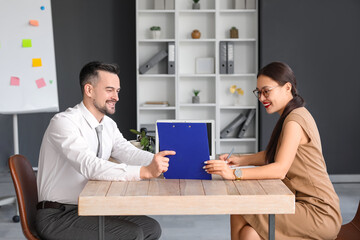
[8,154,40,240]
[336,201,360,240]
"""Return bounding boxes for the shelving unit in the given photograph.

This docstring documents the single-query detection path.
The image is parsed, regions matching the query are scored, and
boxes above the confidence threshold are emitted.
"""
[136,0,258,155]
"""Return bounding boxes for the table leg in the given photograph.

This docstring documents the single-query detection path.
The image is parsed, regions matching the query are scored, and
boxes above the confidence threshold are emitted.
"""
[268,214,275,240]
[99,216,105,240]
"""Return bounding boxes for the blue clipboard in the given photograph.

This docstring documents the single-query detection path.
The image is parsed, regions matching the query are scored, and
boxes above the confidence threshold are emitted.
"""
[157,122,211,180]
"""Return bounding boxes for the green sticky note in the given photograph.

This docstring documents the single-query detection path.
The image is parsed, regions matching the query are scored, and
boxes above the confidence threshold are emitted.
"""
[49,80,53,84]
[22,39,32,48]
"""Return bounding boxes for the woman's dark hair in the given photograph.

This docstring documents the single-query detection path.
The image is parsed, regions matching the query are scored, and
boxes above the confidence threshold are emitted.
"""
[79,61,120,95]
[258,62,305,164]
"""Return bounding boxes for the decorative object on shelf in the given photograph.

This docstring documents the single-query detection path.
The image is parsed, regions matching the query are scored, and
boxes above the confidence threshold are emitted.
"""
[230,27,239,38]
[150,26,161,39]
[191,29,201,39]
[196,57,215,74]
[154,0,165,10]
[246,0,256,9]
[235,0,245,9]
[192,90,200,103]
[192,0,200,9]
[129,128,154,152]
[142,101,169,107]
[230,85,244,105]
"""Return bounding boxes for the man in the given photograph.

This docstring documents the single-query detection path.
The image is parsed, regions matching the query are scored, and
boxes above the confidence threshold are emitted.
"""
[36,61,175,240]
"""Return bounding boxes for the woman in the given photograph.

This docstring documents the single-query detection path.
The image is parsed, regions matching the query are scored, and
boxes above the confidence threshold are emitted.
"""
[204,62,342,240]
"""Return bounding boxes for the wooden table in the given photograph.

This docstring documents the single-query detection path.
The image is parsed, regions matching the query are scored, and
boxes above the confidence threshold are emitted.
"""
[78,178,295,240]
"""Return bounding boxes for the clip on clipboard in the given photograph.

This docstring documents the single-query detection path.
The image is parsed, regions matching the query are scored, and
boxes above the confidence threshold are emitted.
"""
[157,122,211,180]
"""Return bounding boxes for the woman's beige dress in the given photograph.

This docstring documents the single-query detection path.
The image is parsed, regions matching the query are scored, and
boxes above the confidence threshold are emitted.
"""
[243,107,342,239]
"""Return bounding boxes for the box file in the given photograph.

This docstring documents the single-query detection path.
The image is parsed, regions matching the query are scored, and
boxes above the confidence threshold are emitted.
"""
[227,42,234,74]
[139,50,168,74]
[238,109,256,138]
[219,41,227,74]
[168,42,175,74]
[220,113,246,138]
[246,0,256,9]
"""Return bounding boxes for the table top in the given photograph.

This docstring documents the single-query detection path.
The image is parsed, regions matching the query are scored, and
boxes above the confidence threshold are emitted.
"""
[78,178,295,216]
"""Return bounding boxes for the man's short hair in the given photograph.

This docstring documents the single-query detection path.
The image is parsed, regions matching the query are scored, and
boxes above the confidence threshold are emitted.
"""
[79,61,120,95]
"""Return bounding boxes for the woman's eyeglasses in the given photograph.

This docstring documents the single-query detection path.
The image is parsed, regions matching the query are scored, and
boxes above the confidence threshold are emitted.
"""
[252,86,279,99]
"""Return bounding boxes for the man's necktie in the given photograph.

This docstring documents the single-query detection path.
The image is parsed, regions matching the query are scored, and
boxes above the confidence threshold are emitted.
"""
[95,125,103,158]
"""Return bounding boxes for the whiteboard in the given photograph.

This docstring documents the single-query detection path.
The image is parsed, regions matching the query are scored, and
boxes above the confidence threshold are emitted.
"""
[0,0,58,114]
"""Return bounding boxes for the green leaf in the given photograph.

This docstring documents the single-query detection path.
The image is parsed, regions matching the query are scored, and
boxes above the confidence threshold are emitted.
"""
[130,129,140,135]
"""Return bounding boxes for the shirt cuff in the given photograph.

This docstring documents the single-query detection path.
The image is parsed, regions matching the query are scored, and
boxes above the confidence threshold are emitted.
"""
[125,165,142,181]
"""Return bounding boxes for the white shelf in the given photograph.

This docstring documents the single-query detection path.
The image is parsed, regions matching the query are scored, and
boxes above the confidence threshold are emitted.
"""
[136,0,258,154]
[220,138,257,142]
[139,107,176,110]
[179,39,216,42]
[179,74,216,77]
[179,10,216,13]
[180,103,216,107]
[220,105,256,110]
[138,39,175,42]
[219,10,256,13]
[139,74,175,78]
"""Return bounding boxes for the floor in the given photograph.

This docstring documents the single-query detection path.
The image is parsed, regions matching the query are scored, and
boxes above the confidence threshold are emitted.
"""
[0,171,359,240]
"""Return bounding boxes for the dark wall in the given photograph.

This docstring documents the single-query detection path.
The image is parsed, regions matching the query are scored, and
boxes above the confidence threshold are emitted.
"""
[0,0,137,168]
[259,0,360,174]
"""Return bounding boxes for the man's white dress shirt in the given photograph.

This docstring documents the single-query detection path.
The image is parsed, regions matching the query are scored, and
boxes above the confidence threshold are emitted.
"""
[37,102,153,204]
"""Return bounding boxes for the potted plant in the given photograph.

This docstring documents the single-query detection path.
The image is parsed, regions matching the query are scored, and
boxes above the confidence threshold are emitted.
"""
[229,85,244,105]
[192,0,200,9]
[192,89,200,103]
[230,26,239,38]
[150,26,161,39]
[129,128,154,153]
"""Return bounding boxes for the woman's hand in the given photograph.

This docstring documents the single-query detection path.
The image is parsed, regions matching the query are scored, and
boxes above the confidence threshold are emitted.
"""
[204,160,235,180]
[219,154,241,167]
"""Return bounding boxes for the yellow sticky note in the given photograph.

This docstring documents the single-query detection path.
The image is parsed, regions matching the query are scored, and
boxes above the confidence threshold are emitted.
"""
[22,39,32,48]
[32,58,42,67]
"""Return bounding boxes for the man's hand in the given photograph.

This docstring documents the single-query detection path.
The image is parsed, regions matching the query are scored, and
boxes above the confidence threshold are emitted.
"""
[140,150,176,179]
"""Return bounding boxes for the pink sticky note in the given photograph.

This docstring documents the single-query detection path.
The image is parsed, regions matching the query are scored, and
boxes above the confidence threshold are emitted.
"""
[10,76,20,86]
[36,78,46,88]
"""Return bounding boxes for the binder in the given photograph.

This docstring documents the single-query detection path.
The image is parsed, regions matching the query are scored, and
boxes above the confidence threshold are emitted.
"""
[139,50,168,74]
[227,41,234,74]
[219,41,227,74]
[235,0,245,9]
[237,109,256,138]
[154,0,165,10]
[157,122,211,180]
[246,0,256,9]
[165,0,175,10]
[220,113,247,138]
[167,42,175,74]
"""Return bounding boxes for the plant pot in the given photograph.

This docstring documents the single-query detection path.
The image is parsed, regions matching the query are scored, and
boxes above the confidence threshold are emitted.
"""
[151,30,161,39]
[192,96,200,103]
[130,140,143,149]
[191,30,201,39]
[192,3,200,9]
[230,28,239,38]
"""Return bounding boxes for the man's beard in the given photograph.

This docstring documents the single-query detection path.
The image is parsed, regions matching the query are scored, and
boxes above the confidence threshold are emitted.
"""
[93,99,115,115]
